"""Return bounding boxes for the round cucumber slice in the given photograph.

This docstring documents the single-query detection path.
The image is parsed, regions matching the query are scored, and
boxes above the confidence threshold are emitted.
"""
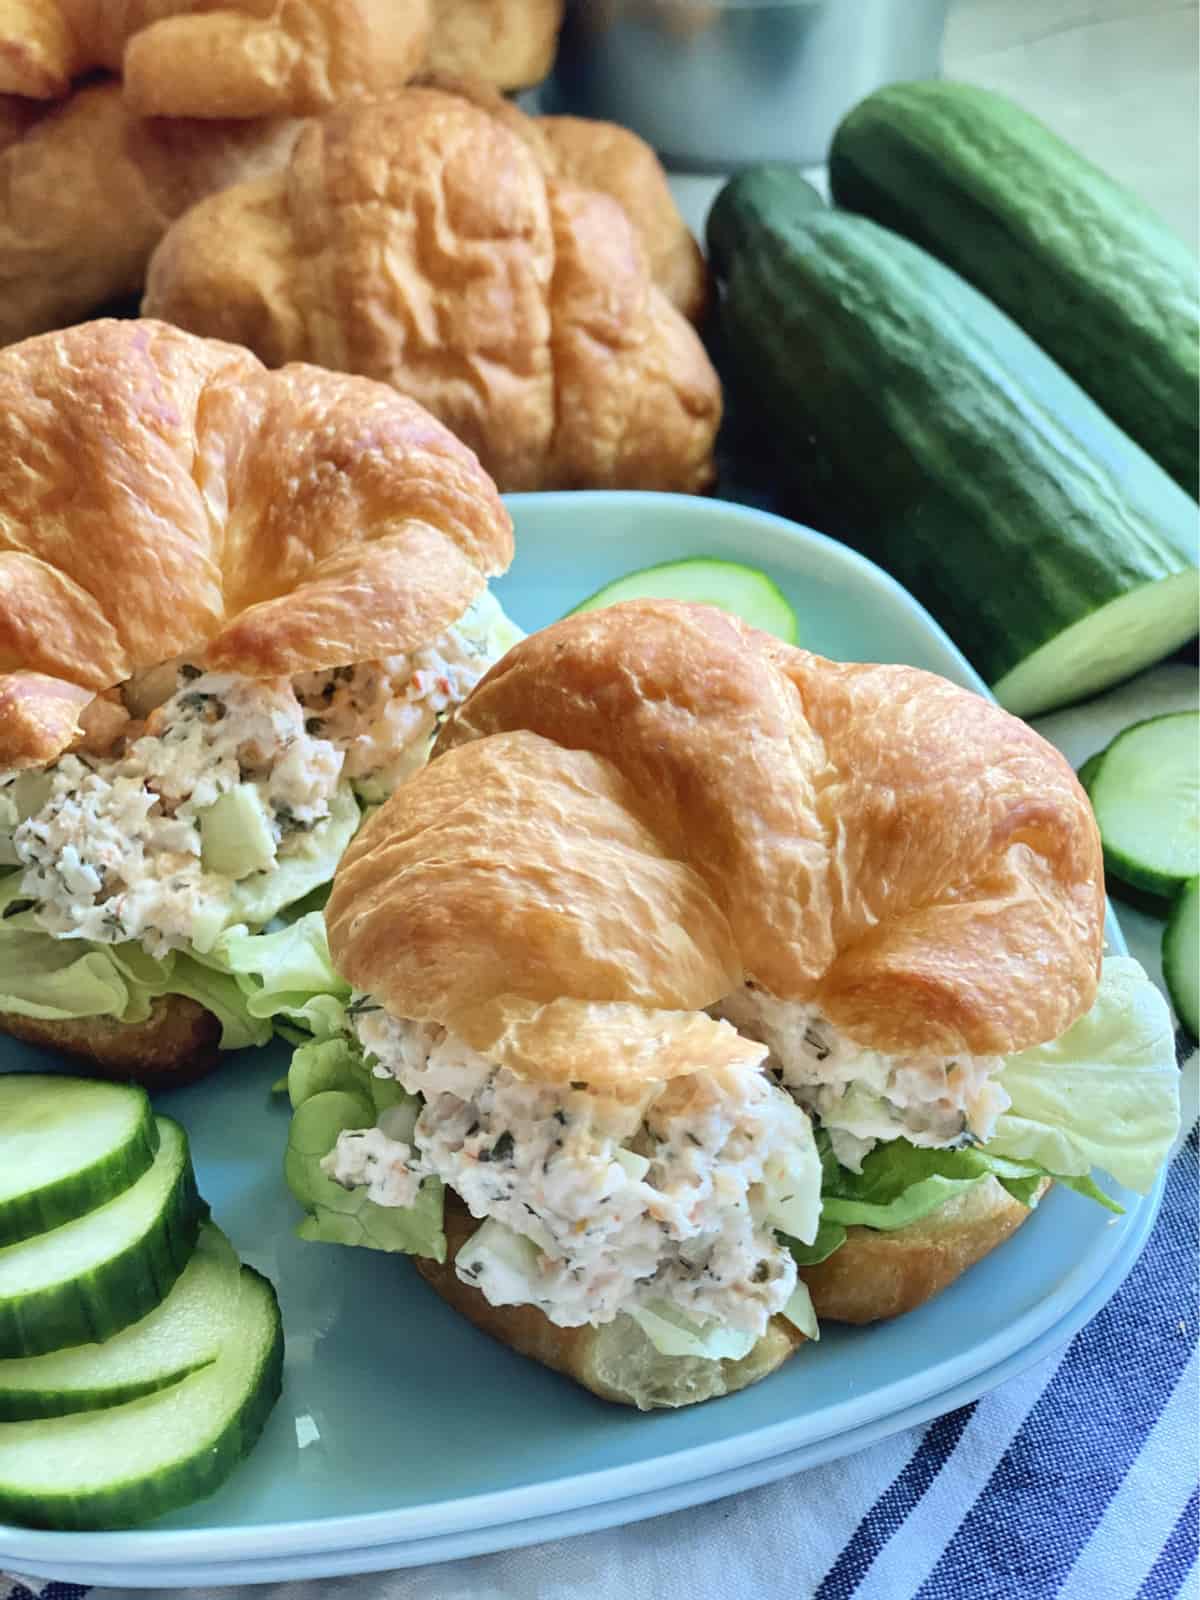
[1087,712,1199,896]
[1164,878,1198,1043]
[1076,752,1104,792]
[0,1117,203,1358]
[0,1223,239,1420]
[568,559,799,643]
[0,1264,283,1531]
[0,1075,158,1248]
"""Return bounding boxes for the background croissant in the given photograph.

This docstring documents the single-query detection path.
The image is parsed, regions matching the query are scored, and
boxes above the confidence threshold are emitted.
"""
[0,79,303,344]
[0,317,512,771]
[0,0,560,107]
[0,0,430,114]
[328,601,1105,1081]
[144,85,721,494]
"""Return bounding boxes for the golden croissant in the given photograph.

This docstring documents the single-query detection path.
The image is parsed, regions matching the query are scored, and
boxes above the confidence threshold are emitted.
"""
[309,600,1138,1408]
[0,79,304,345]
[143,86,721,494]
[0,0,430,114]
[0,317,517,1084]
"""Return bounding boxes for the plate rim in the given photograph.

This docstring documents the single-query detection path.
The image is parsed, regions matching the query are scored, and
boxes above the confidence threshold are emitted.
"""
[4,1160,1162,1590]
[0,491,1142,1575]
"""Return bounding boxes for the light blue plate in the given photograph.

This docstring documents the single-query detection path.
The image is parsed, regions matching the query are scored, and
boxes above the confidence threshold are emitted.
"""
[0,493,1150,1590]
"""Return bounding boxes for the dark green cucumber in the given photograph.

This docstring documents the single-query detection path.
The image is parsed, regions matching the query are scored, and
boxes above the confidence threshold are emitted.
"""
[713,196,1199,717]
[829,80,1200,498]
[1164,878,1198,1043]
[0,1223,238,1420]
[0,1117,202,1358]
[706,164,823,281]
[0,1264,283,1530]
[0,1074,159,1247]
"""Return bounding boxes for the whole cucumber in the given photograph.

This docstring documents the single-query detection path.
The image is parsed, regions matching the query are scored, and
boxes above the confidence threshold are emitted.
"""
[711,185,1198,718]
[830,80,1200,499]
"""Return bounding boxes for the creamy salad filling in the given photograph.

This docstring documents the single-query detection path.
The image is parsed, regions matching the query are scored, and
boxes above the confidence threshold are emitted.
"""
[325,1008,822,1338]
[714,985,1010,1170]
[0,593,519,959]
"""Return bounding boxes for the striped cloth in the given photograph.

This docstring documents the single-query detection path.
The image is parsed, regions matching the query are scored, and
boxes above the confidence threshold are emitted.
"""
[3,668,1197,1600]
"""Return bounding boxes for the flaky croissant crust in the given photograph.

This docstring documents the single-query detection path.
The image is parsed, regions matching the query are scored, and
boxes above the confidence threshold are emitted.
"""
[0,318,512,770]
[326,602,1105,1079]
[0,0,430,115]
[142,87,721,495]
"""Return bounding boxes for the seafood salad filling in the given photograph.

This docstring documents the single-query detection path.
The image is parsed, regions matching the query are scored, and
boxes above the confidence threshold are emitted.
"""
[0,593,520,959]
[325,1007,824,1340]
[714,985,1010,1170]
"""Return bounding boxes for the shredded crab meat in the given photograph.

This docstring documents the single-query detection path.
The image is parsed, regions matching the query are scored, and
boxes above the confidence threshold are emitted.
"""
[326,1009,813,1336]
[0,594,518,957]
[293,592,513,800]
[713,985,1010,1168]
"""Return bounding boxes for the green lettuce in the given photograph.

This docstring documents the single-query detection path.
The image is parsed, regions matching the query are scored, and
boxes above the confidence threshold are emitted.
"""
[0,787,358,1051]
[206,913,350,1042]
[0,876,268,1050]
[284,1034,446,1260]
[989,956,1180,1195]
[788,955,1179,1269]
[784,1139,1063,1269]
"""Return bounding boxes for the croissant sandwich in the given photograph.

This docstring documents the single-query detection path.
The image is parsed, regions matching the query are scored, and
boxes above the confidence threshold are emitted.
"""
[0,318,519,1085]
[288,601,1180,1409]
[142,86,721,494]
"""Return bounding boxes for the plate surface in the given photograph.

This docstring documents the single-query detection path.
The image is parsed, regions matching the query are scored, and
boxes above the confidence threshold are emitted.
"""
[0,493,1149,1587]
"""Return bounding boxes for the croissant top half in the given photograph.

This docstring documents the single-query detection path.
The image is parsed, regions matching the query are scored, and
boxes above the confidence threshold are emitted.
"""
[0,318,512,770]
[326,602,1105,1086]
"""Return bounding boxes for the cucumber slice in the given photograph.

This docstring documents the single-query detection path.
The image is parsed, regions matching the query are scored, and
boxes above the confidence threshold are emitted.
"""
[1076,752,1104,792]
[199,784,278,879]
[0,1224,239,1420]
[1164,878,1198,1043]
[569,559,799,643]
[0,1264,283,1530]
[0,1117,202,1358]
[1087,712,1199,896]
[0,1075,158,1247]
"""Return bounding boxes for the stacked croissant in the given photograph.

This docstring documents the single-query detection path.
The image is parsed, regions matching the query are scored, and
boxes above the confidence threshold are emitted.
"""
[0,0,720,492]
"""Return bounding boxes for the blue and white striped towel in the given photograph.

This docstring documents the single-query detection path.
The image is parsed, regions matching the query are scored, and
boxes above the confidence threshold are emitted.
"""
[4,672,1198,1600]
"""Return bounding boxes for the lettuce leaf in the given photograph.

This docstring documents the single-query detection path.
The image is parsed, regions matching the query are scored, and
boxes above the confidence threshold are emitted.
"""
[0,821,355,1052]
[989,956,1180,1195]
[0,875,269,1049]
[284,1034,446,1260]
[781,1140,1058,1274]
[206,913,350,1042]
[788,956,1177,1271]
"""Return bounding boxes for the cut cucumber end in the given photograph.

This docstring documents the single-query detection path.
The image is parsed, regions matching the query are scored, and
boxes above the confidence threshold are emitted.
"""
[0,1264,284,1530]
[0,1076,158,1247]
[1164,878,1199,1043]
[1087,711,1200,897]
[993,570,1199,720]
[568,558,800,644]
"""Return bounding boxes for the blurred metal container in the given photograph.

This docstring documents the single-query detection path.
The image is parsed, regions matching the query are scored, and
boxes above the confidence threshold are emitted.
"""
[546,0,950,171]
